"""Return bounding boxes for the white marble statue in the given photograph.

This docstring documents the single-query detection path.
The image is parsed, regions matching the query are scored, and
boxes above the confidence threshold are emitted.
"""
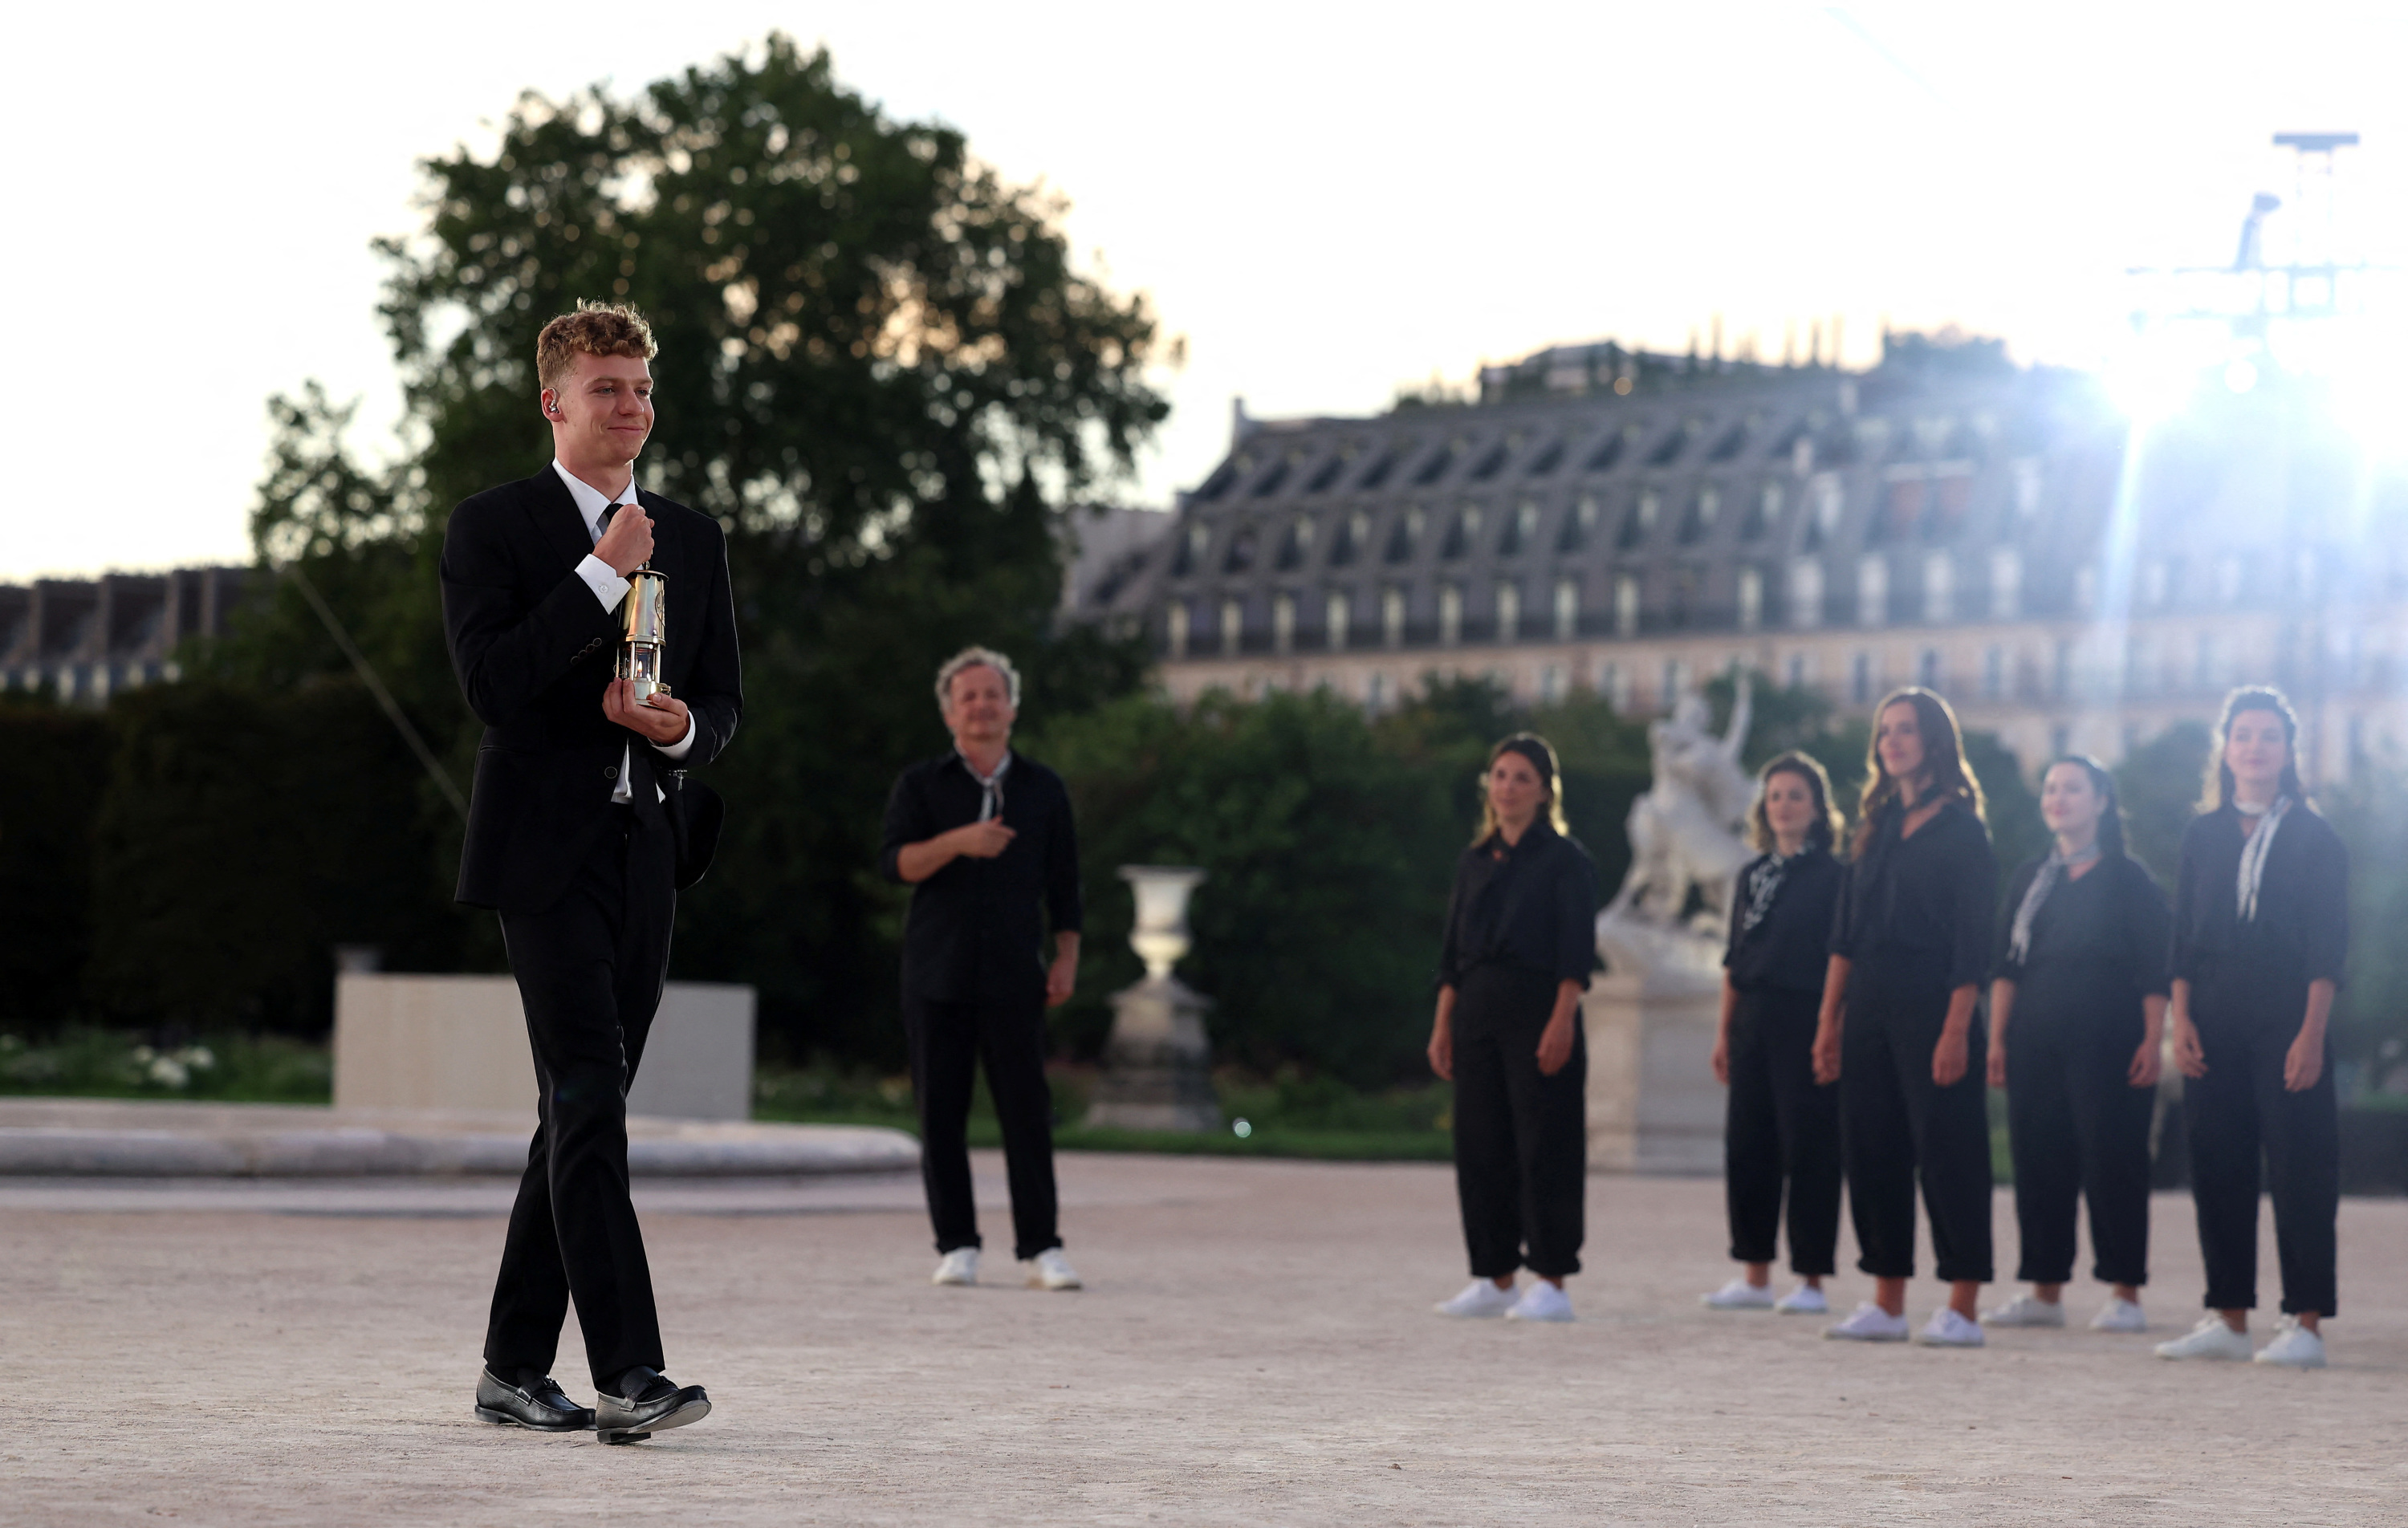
[1596,679,1755,985]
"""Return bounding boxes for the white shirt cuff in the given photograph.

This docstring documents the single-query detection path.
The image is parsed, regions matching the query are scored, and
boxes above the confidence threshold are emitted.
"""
[576,554,630,612]
[653,712,698,759]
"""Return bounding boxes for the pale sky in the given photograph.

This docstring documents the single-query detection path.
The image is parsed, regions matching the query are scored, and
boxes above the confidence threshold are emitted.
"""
[8,1,2406,580]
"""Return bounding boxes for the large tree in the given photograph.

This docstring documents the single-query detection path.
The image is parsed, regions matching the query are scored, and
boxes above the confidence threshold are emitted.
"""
[177,35,1168,1059]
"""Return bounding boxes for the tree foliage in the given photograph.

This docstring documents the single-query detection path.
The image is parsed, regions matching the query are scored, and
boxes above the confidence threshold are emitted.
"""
[178,36,1170,1059]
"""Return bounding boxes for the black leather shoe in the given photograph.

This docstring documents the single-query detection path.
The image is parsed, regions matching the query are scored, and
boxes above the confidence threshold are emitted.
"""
[595,1367,711,1445]
[475,1367,595,1432]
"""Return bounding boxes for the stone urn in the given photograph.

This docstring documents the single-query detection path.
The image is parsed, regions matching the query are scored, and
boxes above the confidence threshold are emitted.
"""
[1084,866,1221,1132]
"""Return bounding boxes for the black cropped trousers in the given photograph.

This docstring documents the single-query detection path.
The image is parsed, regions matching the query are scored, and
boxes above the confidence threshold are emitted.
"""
[906,989,1063,1262]
[1724,986,1843,1276]
[2186,988,2339,1316]
[2005,1015,2154,1287]
[1451,965,1587,1280]
[1840,962,1994,1284]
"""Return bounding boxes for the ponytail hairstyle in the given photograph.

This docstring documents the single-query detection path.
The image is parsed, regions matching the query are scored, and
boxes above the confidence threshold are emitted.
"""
[1475,733,1570,843]
[2202,686,2306,811]
[2044,754,2127,860]
[1748,750,1844,854]
[1852,686,1985,856]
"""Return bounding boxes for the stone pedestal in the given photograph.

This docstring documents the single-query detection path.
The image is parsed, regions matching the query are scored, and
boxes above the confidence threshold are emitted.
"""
[1084,977,1221,1132]
[332,973,755,1124]
[1581,969,1723,1174]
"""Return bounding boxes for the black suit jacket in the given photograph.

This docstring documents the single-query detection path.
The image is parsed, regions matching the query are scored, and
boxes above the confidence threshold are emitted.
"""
[440,467,743,912]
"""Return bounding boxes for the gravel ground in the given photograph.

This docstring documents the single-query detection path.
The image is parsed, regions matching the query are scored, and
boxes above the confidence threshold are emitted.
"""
[7,1153,2402,1525]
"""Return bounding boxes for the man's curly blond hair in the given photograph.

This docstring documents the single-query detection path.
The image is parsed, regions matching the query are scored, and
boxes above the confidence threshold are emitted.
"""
[536,301,657,392]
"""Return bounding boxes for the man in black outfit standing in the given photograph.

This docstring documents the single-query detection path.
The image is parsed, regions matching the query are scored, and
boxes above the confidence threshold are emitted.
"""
[881,647,1084,1292]
[441,301,741,1443]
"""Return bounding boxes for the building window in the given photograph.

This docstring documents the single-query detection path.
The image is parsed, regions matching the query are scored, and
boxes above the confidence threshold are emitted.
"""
[1614,575,1641,638]
[1326,590,1350,652]
[2015,459,2042,517]
[1743,482,1780,541]
[1850,651,1873,705]
[1495,580,1520,642]
[1220,599,1244,658]
[1439,583,1463,648]
[1918,648,1942,689]
[1540,664,1565,702]
[1738,567,1763,632]
[1788,557,1823,629]
[1166,601,1190,660]
[1923,552,1954,624]
[1983,644,2004,697]
[1857,555,1889,627]
[1601,661,1629,713]
[1272,592,1296,655]
[1500,499,1540,558]
[1382,587,1407,649]
[1619,489,1659,549]
[1385,506,1422,563]
[1275,518,1315,571]
[1678,485,1719,545]
[1989,548,2021,619]
[1440,505,1481,561]
[1553,578,1579,640]
[1173,522,1209,577]
[1557,494,1598,553]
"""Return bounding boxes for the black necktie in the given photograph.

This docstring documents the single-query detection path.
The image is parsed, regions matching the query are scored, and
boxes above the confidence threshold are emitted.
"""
[596,503,617,545]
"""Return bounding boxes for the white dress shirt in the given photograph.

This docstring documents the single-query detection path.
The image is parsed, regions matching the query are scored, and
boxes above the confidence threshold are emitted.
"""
[552,460,695,803]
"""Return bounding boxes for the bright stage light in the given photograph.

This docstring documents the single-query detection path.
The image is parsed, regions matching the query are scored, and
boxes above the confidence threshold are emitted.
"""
[2104,321,2222,425]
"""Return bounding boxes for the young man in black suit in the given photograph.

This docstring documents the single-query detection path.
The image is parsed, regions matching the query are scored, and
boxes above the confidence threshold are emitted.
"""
[440,302,742,1444]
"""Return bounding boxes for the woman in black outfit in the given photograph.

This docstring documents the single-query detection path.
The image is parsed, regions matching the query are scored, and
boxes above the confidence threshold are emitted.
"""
[1814,688,1997,1347]
[2155,688,2345,1369]
[1981,757,2169,1335]
[1703,751,1847,1316]
[1427,733,1601,1324]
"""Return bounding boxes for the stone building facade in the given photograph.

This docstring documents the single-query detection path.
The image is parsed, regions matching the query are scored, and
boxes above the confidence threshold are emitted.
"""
[0,567,254,702]
[1073,347,2407,786]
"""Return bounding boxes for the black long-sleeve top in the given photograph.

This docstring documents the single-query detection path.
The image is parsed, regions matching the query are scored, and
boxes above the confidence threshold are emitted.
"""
[1723,845,1845,996]
[1437,821,1601,990]
[1992,853,2171,1034]
[1829,799,1996,991]
[879,750,1083,1004]
[2170,804,2349,1001]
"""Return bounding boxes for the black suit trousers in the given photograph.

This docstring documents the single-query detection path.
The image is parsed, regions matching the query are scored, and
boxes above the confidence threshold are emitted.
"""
[906,991,1064,1262]
[484,807,674,1387]
[1451,965,1587,1280]
[1724,986,1844,1275]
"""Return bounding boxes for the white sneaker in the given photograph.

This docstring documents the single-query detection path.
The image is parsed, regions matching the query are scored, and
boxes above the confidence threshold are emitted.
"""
[1701,1278,1775,1310]
[2155,1315,2253,1361]
[1022,1249,1082,1290]
[1982,1294,2065,1328]
[1824,1302,1910,1342]
[1918,1308,1986,1347]
[1774,1282,1829,1315]
[1434,1278,1518,1319]
[2252,1315,2327,1369]
[1505,1281,1575,1323]
[932,1247,979,1286]
[2089,1297,2146,1333]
